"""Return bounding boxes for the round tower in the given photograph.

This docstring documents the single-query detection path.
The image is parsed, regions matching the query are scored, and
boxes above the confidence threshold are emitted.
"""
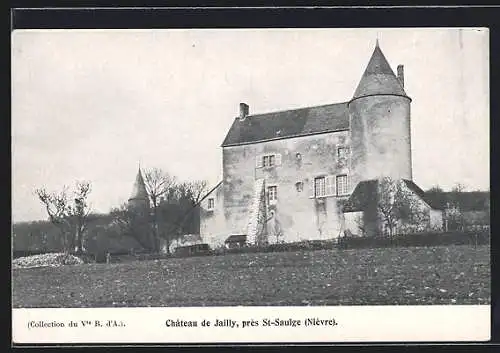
[348,41,413,189]
[128,166,150,212]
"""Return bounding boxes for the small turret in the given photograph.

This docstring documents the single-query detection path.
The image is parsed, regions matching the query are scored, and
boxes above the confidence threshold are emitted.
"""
[128,166,150,210]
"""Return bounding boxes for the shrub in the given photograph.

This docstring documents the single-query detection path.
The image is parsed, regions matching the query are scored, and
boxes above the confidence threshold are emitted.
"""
[209,240,337,256]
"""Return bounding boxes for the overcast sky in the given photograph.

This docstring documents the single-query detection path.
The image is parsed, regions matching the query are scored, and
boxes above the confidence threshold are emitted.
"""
[12,28,489,223]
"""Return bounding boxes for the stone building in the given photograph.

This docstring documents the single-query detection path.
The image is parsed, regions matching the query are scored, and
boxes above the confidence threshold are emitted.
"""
[199,41,443,248]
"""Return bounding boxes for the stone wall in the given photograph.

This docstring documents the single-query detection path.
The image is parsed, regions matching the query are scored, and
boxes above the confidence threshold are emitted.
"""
[349,95,412,188]
[199,182,227,248]
[200,130,353,246]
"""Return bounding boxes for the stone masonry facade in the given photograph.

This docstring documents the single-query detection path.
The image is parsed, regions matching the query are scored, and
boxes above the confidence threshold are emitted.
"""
[199,40,443,249]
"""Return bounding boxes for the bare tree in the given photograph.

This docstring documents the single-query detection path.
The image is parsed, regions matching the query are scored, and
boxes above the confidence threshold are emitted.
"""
[143,168,177,252]
[109,170,209,254]
[143,168,177,206]
[35,186,72,252]
[353,213,366,237]
[185,180,208,204]
[443,203,465,232]
[173,179,208,235]
[68,181,92,253]
[35,181,92,253]
[377,177,428,237]
[149,179,209,253]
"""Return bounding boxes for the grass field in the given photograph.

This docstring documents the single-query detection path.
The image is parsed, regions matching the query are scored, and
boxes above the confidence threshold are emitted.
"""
[12,245,490,308]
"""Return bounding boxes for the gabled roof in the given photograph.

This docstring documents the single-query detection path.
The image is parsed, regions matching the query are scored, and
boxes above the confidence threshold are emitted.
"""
[221,102,349,147]
[402,179,442,210]
[342,179,444,213]
[197,181,223,206]
[352,42,408,101]
[342,180,379,213]
[129,167,149,201]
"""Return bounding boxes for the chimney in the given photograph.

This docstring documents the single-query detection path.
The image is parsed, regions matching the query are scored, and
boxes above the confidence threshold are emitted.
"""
[239,102,249,121]
[397,64,404,88]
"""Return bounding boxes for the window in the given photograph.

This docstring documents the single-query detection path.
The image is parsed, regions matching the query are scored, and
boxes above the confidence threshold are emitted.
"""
[256,153,282,168]
[263,154,275,167]
[295,181,304,192]
[336,175,349,196]
[314,177,326,197]
[337,146,349,159]
[313,175,336,198]
[207,198,215,210]
[268,186,278,204]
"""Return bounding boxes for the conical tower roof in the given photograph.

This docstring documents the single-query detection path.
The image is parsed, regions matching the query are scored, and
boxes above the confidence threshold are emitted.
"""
[129,167,149,201]
[351,41,408,101]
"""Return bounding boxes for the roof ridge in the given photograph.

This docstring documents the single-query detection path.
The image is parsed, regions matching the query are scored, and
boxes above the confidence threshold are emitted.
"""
[196,180,223,206]
[241,101,348,120]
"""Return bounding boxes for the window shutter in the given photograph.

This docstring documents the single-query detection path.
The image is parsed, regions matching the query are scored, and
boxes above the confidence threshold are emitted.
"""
[309,178,316,198]
[326,175,335,196]
[256,155,263,168]
[275,153,282,166]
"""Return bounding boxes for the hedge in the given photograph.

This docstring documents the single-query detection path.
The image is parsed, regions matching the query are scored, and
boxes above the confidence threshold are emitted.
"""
[336,230,490,250]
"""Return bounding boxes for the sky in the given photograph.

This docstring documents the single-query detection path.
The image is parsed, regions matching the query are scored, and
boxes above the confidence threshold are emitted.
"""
[11,28,489,223]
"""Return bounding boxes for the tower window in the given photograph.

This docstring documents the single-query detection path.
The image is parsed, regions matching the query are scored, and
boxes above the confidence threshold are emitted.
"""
[336,175,349,196]
[337,146,349,159]
[207,198,215,210]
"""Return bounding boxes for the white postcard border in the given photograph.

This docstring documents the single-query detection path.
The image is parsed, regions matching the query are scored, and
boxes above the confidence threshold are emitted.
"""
[12,305,491,344]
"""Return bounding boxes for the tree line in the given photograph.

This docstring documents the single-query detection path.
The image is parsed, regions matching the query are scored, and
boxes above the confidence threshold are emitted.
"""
[29,168,208,255]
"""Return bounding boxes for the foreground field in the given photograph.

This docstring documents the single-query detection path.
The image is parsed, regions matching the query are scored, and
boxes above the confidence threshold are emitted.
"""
[12,245,490,308]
